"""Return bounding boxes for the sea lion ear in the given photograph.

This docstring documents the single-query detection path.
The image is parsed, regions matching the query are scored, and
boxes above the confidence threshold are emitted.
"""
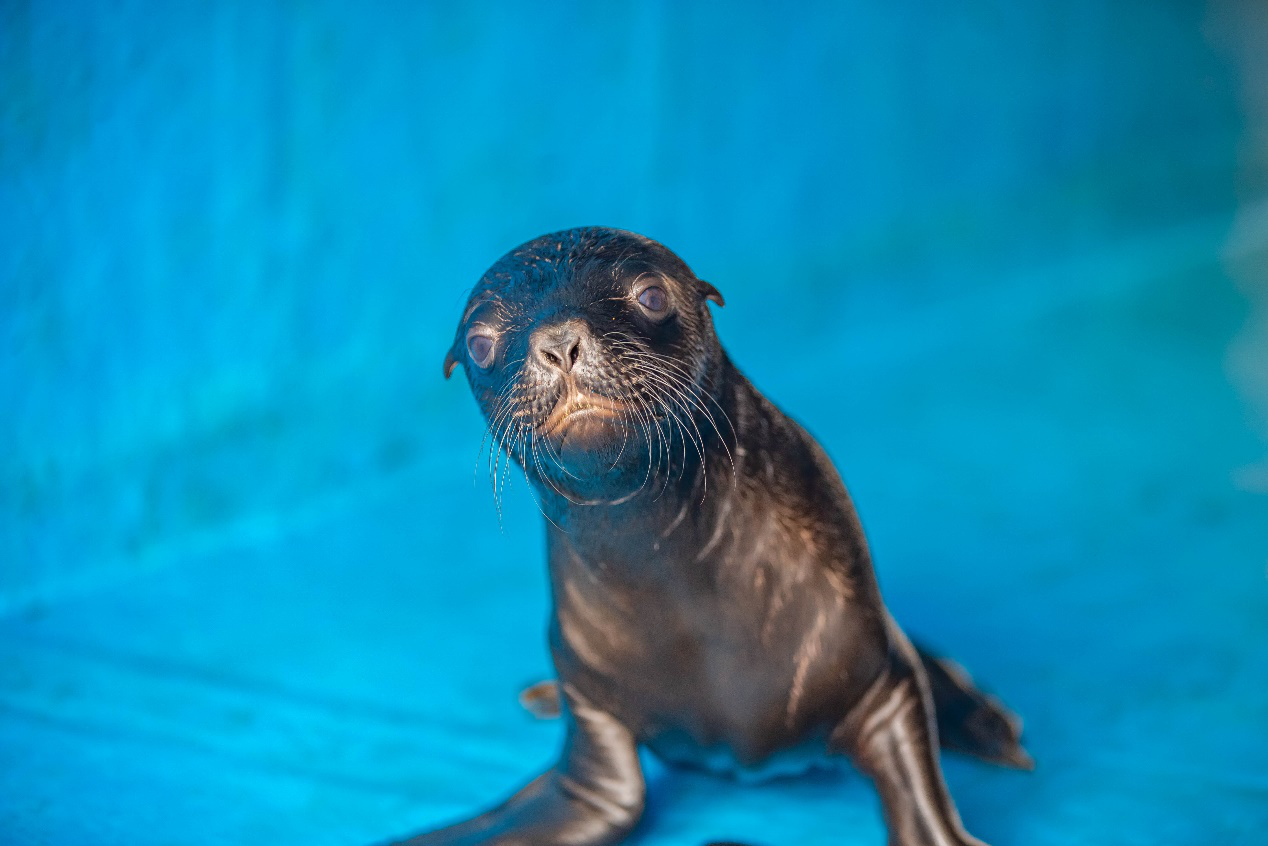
[443,347,459,379]
[699,280,725,307]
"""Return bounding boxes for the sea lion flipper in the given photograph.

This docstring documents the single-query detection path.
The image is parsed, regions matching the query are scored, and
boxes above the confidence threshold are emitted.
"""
[518,679,562,719]
[912,641,1035,771]
[832,644,988,846]
[384,687,645,846]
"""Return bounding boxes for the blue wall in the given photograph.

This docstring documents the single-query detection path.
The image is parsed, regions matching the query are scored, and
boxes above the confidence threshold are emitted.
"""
[0,2,1254,602]
[4,3,1268,845]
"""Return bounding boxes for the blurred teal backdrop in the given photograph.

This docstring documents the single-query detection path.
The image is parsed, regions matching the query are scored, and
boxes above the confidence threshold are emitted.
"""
[2,2,1266,845]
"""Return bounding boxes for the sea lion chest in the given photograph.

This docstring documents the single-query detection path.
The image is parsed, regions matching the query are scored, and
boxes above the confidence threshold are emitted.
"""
[545,502,883,775]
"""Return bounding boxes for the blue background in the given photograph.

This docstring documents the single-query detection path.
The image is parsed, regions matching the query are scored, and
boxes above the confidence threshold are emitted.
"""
[2,2,1266,844]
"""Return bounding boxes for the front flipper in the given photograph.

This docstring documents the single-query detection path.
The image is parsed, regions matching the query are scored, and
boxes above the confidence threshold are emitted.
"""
[519,679,562,719]
[832,629,987,846]
[387,686,644,846]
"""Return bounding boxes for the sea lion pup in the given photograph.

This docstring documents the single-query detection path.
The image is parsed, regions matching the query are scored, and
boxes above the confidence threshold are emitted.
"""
[392,227,1030,846]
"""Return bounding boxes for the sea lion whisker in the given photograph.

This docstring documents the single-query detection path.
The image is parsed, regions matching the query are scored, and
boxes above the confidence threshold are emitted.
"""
[601,326,721,499]
[494,420,524,527]
[627,345,737,455]
[486,390,523,493]
[633,361,709,460]
[481,405,515,517]
[640,368,705,492]
[491,400,529,525]
[496,417,523,516]
[476,380,521,483]
[605,344,669,489]
[619,346,717,433]
[615,354,710,493]
[483,380,523,459]
[620,348,736,485]
[603,379,640,473]
[518,429,569,534]
[607,381,651,495]
[626,383,660,496]
[604,340,695,482]
[645,361,730,491]
[641,374,692,486]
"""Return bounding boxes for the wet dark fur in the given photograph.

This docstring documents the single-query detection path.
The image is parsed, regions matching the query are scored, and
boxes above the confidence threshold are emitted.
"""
[389,228,1030,846]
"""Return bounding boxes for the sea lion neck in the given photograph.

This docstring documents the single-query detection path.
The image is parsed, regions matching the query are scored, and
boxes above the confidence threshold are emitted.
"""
[544,464,713,547]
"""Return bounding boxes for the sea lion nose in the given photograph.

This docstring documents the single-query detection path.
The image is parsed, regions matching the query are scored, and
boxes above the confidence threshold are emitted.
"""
[532,324,584,374]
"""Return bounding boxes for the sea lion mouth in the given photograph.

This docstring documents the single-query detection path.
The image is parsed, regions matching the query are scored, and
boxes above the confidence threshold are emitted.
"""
[540,389,626,439]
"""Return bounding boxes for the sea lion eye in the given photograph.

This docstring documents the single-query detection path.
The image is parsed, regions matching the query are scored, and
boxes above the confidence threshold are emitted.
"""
[637,285,669,315]
[466,330,495,369]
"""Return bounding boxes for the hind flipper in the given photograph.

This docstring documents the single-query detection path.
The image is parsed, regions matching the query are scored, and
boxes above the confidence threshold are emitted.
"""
[913,641,1034,770]
[917,644,1034,770]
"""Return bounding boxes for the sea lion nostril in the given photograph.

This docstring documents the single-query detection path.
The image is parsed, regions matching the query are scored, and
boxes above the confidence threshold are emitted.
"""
[533,327,583,373]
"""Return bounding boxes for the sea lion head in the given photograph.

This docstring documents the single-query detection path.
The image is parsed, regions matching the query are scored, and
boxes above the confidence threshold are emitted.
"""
[445,227,726,505]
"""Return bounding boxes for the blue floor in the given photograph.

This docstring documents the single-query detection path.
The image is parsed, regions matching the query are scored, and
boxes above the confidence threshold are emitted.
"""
[3,221,1265,845]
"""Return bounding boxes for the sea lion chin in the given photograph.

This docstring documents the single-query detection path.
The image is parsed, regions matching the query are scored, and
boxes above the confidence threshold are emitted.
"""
[553,411,627,469]
[540,392,631,474]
